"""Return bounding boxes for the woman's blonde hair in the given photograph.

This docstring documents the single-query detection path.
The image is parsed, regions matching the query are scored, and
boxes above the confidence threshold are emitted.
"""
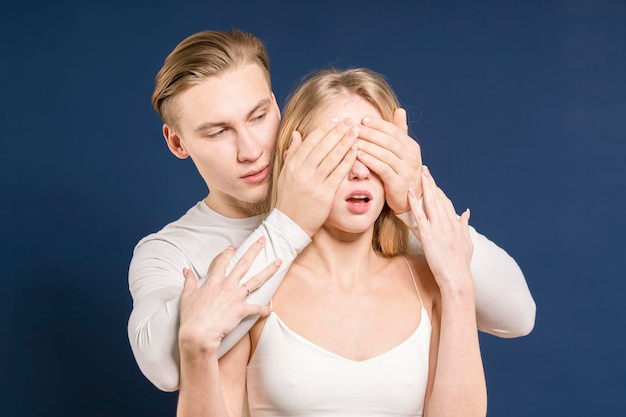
[269,68,409,256]
[152,29,270,128]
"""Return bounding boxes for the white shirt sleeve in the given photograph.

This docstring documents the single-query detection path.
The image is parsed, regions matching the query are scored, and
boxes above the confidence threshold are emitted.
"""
[127,209,310,391]
[396,206,536,338]
[219,209,311,356]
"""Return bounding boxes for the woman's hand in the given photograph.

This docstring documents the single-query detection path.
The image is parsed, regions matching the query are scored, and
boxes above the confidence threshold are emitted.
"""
[178,237,281,357]
[408,166,473,290]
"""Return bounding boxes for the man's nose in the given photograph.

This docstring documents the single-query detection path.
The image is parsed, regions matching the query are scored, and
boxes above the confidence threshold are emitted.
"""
[237,128,263,162]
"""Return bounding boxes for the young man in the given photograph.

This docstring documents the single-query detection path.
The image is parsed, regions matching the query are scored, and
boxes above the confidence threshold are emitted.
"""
[128,29,535,392]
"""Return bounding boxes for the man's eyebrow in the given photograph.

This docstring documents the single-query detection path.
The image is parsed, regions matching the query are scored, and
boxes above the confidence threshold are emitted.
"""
[246,98,271,119]
[194,98,272,134]
[195,121,227,134]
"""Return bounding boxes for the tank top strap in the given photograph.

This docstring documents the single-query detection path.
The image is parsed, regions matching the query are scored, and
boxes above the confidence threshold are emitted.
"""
[402,256,424,310]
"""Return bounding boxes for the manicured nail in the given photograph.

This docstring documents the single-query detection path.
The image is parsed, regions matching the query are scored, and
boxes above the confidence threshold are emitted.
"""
[363,116,371,124]
[274,259,283,267]
[422,165,430,176]
[330,117,339,123]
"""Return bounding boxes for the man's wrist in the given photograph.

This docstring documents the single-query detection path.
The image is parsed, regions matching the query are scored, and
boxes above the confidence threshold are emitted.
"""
[394,196,424,229]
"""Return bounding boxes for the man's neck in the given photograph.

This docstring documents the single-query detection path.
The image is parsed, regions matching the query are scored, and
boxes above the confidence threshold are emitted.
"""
[203,195,262,219]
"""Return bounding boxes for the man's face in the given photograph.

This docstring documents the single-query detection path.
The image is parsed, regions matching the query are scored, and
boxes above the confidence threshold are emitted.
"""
[164,63,280,217]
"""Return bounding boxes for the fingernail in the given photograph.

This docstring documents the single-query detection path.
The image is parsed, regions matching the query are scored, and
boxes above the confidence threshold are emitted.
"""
[408,187,415,198]
[422,165,430,176]
[330,117,339,124]
[363,116,371,124]
[257,236,266,245]
[274,259,283,267]
[182,268,189,275]
[343,118,354,126]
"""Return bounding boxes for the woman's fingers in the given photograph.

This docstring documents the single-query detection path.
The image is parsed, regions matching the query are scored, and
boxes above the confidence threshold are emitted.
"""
[204,245,236,281]
[181,267,199,297]
[239,259,283,296]
[226,237,267,284]
[421,166,444,221]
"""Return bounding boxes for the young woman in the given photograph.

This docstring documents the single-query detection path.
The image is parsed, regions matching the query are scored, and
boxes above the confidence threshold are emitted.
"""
[177,67,487,417]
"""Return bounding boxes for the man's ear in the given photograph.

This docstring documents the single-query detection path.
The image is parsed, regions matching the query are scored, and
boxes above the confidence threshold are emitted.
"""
[163,124,189,159]
[272,92,281,121]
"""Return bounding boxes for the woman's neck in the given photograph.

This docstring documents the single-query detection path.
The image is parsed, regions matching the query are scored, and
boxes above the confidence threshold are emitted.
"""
[294,227,384,289]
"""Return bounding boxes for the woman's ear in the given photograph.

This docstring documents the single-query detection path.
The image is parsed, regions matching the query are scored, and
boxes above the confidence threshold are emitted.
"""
[163,124,189,159]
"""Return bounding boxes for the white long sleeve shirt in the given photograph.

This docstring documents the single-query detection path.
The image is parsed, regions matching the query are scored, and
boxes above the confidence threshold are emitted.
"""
[128,201,535,392]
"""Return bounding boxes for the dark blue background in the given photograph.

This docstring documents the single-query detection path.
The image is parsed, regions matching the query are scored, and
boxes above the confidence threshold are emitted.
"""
[2,1,624,416]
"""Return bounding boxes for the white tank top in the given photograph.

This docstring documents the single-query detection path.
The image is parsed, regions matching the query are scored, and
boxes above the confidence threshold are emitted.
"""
[246,258,431,417]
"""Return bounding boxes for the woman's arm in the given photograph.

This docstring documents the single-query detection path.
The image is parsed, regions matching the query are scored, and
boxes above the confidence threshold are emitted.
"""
[176,250,256,417]
[410,166,487,417]
[177,337,249,417]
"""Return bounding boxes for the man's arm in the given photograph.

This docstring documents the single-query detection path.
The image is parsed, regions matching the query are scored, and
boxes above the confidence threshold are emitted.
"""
[356,110,535,337]
[467,227,535,337]
[397,208,536,337]
[128,118,359,391]
[127,209,310,391]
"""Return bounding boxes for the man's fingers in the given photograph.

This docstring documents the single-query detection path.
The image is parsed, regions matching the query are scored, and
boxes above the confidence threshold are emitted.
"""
[355,147,398,179]
[316,126,358,178]
[284,131,303,160]
[357,124,404,157]
[324,144,358,187]
[289,117,348,166]
[460,208,471,226]
[361,114,408,149]
[393,108,408,132]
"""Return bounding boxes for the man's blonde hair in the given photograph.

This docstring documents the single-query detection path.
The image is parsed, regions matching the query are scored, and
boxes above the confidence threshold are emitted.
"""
[152,29,271,127]
[269,68,409,256]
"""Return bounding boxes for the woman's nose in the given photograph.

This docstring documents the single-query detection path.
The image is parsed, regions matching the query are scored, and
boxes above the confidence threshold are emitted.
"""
[349,159,370,180]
